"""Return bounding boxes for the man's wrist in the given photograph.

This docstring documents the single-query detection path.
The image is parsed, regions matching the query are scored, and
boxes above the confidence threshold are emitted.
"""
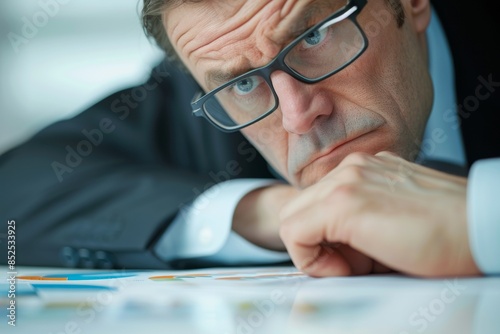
[233,184,298,251]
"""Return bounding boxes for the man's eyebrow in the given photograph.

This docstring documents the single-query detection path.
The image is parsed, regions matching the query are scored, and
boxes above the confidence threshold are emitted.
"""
[287,7,320,39]
[282,1,339,41]
[205,68,249,91]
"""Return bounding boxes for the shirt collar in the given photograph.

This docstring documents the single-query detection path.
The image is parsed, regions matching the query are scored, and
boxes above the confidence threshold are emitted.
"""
[420,7,467,167]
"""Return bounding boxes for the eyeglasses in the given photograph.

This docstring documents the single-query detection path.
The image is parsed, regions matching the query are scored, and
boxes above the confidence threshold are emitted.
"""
[191,0,368,132]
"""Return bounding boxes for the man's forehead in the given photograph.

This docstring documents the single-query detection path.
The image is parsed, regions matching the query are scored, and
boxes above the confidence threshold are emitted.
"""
[168,0,347,33]
[167,0,349,89]
[166,0,349,48]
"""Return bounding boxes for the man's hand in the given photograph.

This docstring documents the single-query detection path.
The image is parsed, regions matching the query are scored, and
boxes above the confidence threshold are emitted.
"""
[279,151,481,277]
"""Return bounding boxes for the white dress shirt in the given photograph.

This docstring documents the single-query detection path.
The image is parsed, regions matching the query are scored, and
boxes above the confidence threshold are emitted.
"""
[155,8,500,274]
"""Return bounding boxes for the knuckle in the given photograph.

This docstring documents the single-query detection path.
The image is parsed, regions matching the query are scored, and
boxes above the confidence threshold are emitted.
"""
[376,150,396,157]
[331,183,358,201]
[344,152,371,165]
[341,165,366,181]
[279,219,294,239]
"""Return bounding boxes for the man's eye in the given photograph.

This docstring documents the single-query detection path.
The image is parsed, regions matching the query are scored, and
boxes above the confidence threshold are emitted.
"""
[302,28,327,49]
[233,76,261,95]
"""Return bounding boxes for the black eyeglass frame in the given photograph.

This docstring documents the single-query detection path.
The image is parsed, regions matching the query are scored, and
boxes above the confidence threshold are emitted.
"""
[191,0,369,132]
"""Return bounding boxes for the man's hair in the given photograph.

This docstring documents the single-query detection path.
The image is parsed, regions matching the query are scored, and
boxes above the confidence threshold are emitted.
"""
[142,0,405,64]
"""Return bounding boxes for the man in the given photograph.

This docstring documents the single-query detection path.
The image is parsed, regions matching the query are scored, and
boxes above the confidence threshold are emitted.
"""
[1,0,498,276]
[142,0,500,276]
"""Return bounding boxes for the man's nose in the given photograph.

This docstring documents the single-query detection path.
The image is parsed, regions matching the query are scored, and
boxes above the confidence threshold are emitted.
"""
[271,71,333,135]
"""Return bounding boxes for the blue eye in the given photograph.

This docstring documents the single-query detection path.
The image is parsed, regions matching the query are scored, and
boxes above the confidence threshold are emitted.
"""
[234,76,261,95]
[302,28,327,48]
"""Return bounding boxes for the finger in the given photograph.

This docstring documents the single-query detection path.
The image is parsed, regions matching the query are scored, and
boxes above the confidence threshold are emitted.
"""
[280,164,380,221]
[291,243,352,277]
[376,151,467,182]
[281,182,401,271]
[334,152,378,171]
[372,261,394,274]
[374,153,467,190]
[375,150,400,158]
[336,245,374,275]
[279,183,322,221]
[280,200,355,277]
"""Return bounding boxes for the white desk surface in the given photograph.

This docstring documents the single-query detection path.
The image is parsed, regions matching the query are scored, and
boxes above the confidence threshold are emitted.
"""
[1,265,499,334]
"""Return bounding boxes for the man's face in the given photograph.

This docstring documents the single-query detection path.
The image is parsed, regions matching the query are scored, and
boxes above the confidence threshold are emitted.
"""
[165,0,433,188]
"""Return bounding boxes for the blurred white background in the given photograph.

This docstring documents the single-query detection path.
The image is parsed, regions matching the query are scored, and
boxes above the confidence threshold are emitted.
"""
[0,0,164,154]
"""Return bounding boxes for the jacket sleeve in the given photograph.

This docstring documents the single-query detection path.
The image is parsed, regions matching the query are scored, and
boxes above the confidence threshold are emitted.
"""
[0,60,274,269]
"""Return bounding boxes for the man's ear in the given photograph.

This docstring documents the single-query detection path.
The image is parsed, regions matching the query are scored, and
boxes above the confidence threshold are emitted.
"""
[406,0,431,33]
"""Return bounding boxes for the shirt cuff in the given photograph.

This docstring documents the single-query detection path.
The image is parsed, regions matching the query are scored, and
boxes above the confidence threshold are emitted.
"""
[154,178,289,264]
[202,230,290,265]
[467,158,500,274]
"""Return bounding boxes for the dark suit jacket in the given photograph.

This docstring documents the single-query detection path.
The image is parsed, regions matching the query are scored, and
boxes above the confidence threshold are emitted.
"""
[1,1,499,269]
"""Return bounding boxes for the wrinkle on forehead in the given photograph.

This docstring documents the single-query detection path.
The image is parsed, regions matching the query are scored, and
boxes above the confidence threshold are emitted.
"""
[165,0,345,89]
[272,0,338,44]
[167,1,269,58]
[167,0,331,55]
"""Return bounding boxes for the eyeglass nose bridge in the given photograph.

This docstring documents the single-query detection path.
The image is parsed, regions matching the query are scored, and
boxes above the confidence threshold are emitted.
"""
[241,49,326,121]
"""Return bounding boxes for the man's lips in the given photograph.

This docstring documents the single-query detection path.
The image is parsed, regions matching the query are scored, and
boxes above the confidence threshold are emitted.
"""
[306,130,375,166]
[286,110,386,185]
[302,126,383,170]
